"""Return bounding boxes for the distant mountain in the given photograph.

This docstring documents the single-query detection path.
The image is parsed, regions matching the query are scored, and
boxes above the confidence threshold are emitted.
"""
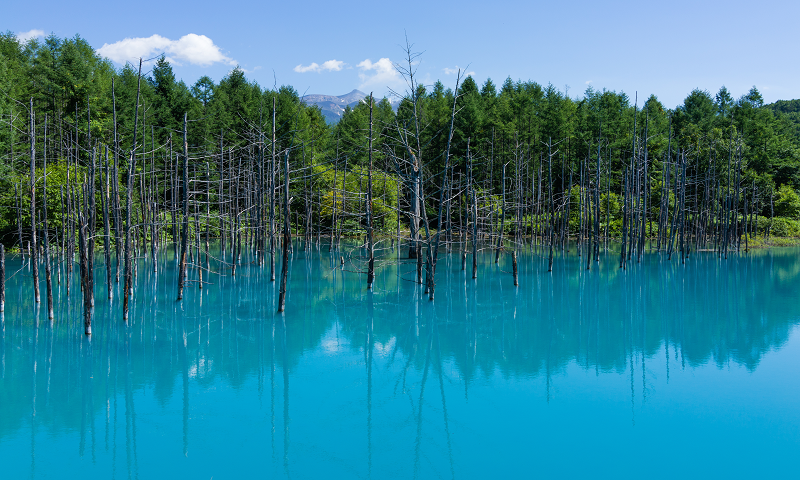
[302,89,369,123]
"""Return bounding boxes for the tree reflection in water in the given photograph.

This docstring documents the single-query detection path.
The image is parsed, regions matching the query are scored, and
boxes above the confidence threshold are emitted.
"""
[1,243,799,478]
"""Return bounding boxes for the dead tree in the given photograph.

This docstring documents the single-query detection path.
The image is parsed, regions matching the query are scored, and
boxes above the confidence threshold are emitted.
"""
[102,146,113,299]
[123,58,143,322]
[366,94,375,289]
[177,113,189,301]
[42,116,53,320]
[277,148,291,313]
[29,98,40,304]
[429,71,461,300]
[0,244,5,313]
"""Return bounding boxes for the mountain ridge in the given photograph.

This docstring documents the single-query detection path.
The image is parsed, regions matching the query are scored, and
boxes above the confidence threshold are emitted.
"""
[301,89,368,123]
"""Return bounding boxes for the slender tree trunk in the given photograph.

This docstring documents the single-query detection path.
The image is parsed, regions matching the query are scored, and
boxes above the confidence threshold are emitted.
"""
[496,163,506,264]
[620,167,628,269]
[112,79,122,282]
[594,135,601,262]
[366,94,375,290]
[30,98,40,304]
[177,113,190,301]
[270,98,277,281]
[277,148,291,313]
[78,209,91,335]
[547,138,554,273]
[638,114,648,262]
[123,59,142,322]
[429,74,460,299]
[469,141,478,279]
[0,244,4,313]
[102,147,113,299]
[42,117,54,320]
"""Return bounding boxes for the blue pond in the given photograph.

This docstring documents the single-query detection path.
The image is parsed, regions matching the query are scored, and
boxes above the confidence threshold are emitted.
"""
[1,243,799,479]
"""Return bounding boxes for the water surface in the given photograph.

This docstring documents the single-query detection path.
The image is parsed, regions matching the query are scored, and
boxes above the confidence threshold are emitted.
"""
[1,244,799,479]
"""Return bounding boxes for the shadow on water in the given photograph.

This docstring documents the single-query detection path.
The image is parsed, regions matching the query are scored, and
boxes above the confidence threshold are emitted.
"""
[1,241,799,478]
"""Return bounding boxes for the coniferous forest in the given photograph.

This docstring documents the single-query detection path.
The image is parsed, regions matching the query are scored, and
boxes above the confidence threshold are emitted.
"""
[3,32,800,326]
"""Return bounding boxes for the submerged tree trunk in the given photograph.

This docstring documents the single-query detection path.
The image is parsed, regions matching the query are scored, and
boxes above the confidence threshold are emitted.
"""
[178,114,190,301]
[429,73,461,300]
[78,210,91,335]
[102,147,113,300]
[278,147,291,313]
[42,118,53,320]
[29,98,40,304]
[0,244,5,313]
[495,163,506,264]
[123,59,143,322]
[270,98,277,282]
[366,94,375,290]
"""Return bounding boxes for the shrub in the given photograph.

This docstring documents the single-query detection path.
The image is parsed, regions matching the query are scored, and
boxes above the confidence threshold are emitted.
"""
[774,185,800,219]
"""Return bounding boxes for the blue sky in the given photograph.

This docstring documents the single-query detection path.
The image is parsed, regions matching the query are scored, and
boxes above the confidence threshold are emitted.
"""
[7,0,799,108]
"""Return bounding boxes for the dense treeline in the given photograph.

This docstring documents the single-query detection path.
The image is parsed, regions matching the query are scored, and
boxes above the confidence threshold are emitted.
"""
[3,32,800,241]
[4,31,800,325]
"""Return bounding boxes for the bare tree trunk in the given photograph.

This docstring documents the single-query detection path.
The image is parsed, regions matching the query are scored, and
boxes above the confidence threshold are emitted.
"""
[78,209,91,335]
[270,98,277,282]
[547,138,554,273]
[102,147,113,299]
[87,109,96,308]
[123,58,142,322]
[332,137,339,251]
[112,79,122,282]
[277,148,291,313]
[42,117,53,320]
[638,113,648,263]
[495,163,506,264]
[469,141,478,279]
[679,151,687,264]
[14,184,24,256]
[595,134,601,262]
[366,94,375,290]
[429,72,460,300]
[30,98,40,304]
[0,244,4,313]
[409,169,420,259]
[512,250,518,286]
[620,167,628,269]
[177,113,189,301]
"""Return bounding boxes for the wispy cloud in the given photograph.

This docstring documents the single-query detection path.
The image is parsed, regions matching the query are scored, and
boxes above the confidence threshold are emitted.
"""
[294,59,345,73]
[443,66,475,77]
[97,34,236,67]
[294,63,320,73]
[585,80,593,85]
[357,58,403,93]
[17,29,45,43]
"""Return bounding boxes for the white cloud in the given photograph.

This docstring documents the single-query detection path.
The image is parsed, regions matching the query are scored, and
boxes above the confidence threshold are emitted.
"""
[585,80,593,85]
[294,62,320,73]
[294,59,345,73]
[17,29,45,43]
[321,59,344,71]
[97,34,235,67]
[443,66,475,77]
[357,58,403,92]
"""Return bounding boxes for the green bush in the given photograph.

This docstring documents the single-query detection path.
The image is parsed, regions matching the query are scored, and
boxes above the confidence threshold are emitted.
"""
[768,217,800,237]
[757,215,800,237]
[774,185,800,219]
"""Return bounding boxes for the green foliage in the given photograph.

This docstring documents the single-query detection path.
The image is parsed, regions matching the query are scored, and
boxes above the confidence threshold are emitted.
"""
[5,31,800,245]
[758,216,800,237]
[774,184,800,218]
[317,165,399,234]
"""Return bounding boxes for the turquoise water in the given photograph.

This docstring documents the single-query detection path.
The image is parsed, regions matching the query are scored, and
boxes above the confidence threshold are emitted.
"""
[1,244,799,479]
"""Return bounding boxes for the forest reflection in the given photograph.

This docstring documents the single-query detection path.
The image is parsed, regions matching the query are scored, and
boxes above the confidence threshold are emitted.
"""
[1,244,799,475]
